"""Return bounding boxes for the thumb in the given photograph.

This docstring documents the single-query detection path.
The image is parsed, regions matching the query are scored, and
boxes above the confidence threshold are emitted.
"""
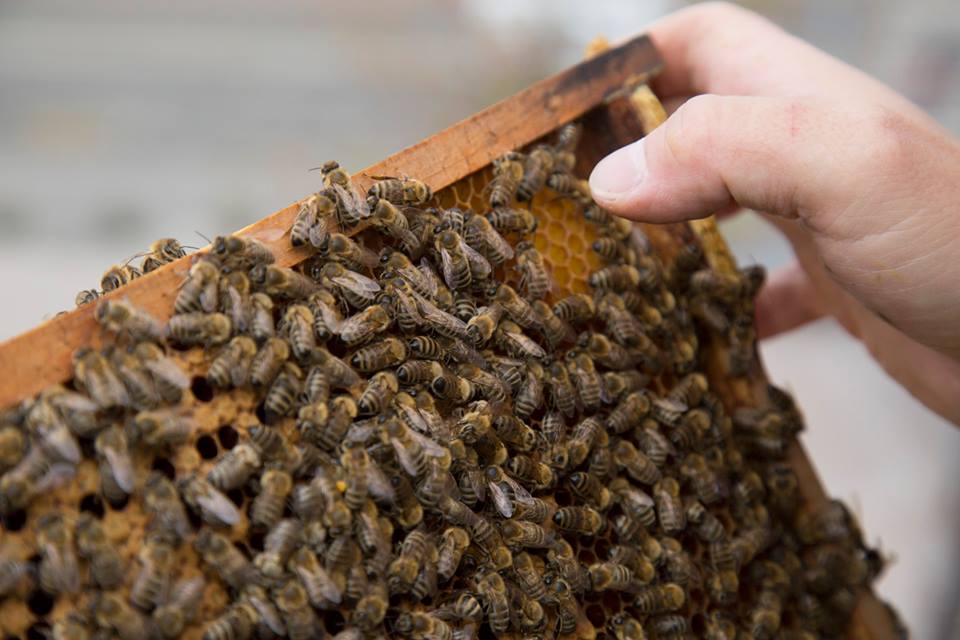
[589,94,831,223]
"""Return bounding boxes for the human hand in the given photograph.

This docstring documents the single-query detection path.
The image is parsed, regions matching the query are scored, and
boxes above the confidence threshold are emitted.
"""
[588,2,960,424]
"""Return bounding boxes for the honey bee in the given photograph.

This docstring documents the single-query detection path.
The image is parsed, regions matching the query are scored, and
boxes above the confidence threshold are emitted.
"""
[567,352,603,410]
[174,259,220,315]
[516,145,554,201]
[101,263,142,292]
[0,425,26,473]
[649,614,688,639]
[274,579,322,640]
[207,443,261,490]
[547,576,579,635]
[371,199,422,255]
[36,513,80,594]
[631,583,686,613]
[108,346,161,410]
[139,238,187,273]
[251,467,293,529]
[435,228,491,291]
[589,264,641,291]
[250,265,317,301]
[459,213,513,267]
[486,206,537,235]
[507,551,546,601]
[395,611,452,640]
[612,440,661,485]
[653,477,686,534]
[553,505,603,536]
[91,591,149,640]
[350,337,407,372]
[436,527,470,583]
[314,347,362,388]
[608,613,646,640]
[94,425,134,505]
[543,360,576,419]
[680,452,723,505]
[583,331,637,370]
[316,261,381,311]
[549,294,593,326]
[501,520,552,550]
[133,341,189,403]
[353,578,389,631]
[246,292,275,342]
[141,472,191,541]
[489,151,524,207]
[475,572,510,634]
[95,298,164,343]
[249,337,290,389]
[367,176,432,207]
[292,189,338,247]
[464,304,503,346]
[208,335,257,389]
[72,347,128,409]
[315,232,379,271]
[131,536,175,610]
[213,234,275,270]
[166,311,232,347]
[607,390,651,434]
[288,545,343,607]
[332,304,393,346]
[263,361,303,423]
[507,361,542,418]
[353,370,398,416]
[568,471,612,510]
[75,288,101,307]
[179,474,241,528]
[149,575,204,638]
[687,500,726,543]
[388,528,431,595]
[749,590,783,638]
[130,409,192,450]
[194,528,254,590]
[494,320,546,360]
[547,172,592,204]
[202,604,256,640]
[397,359,443,386]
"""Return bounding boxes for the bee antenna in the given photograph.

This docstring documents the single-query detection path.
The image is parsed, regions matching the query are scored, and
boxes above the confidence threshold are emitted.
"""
[194,231,212,245]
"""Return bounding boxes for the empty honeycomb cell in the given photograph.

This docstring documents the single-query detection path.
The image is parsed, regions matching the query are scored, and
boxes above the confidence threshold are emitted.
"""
[190,376,214,402]
[195,435,218,459]
[216,424,239,449]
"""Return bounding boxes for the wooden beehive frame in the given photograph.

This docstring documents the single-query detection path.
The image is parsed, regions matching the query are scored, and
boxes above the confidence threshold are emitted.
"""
[0,33,897,639]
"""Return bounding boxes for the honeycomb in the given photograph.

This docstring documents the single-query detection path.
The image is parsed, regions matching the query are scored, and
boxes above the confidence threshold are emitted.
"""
[0,106,898,640]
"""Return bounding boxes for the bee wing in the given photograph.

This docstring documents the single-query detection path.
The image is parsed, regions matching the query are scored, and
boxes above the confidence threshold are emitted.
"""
[296,562,343,605]
[393,287,425,324]
[332,183,371,220]
[626,487,655,509]
[415,296,468,339]
[442,337,486,367]
[439,246,457,290]
[482,224,515,261]
[460,239,491,278]
[409,428,450,459]
[503,330,546,359]
[200,279,219,314]
[488,481,515,518]
[335,312,378,344]
[416,259,443,297]
[35,462,76,493]
[466,467,486,502]
[366,460,396,503]
[143,357,191,390]
[42,542,80,593]
[197,486,241,526]
[400,264,436,297]
[502,473,534,505]
[331,271,381,296]
[39,422,82,464]
[102,445,136,493]
[390,437,422,477]
[50,391,98,414]
[396,403,430,436]
[247,592,287,636]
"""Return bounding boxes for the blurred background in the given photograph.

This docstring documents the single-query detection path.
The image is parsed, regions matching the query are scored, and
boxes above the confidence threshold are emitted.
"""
[2,0,959,636]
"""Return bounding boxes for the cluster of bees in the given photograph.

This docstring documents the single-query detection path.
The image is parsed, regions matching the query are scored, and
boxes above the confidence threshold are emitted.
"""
[0,124,894,640]
[74,239,192,308]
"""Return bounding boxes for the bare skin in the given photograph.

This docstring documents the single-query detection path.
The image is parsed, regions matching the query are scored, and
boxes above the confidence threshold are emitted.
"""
[589,2,960,424]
